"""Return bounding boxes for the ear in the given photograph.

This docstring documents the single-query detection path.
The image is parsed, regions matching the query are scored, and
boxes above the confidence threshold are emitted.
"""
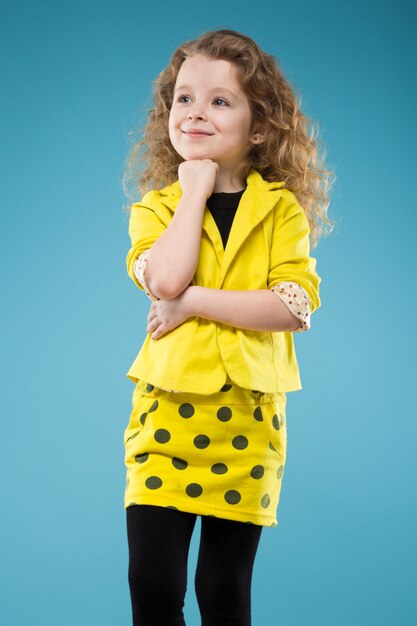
[250,126,268,145]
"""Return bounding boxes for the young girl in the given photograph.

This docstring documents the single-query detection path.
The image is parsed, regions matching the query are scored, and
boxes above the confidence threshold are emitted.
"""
[122,28,334,626]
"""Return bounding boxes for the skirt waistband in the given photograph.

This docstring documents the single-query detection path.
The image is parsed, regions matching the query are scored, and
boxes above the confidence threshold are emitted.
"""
[134,374,284,405]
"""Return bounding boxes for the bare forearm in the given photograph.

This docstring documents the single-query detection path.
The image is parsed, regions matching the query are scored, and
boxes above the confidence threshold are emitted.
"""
[185,286,301,332]
[146,192,207,300]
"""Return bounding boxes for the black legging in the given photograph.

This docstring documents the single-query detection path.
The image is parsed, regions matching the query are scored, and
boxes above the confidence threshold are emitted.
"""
[126,504,263,626]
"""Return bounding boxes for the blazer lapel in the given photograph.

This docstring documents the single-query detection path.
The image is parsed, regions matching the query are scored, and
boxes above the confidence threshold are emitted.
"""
[217,185,283,287]
[158,169,286,288]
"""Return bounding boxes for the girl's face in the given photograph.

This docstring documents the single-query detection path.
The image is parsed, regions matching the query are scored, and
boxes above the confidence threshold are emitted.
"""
[169,54,256,177]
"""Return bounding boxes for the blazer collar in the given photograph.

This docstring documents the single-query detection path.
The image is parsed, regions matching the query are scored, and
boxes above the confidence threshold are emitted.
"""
[158,169,286,287]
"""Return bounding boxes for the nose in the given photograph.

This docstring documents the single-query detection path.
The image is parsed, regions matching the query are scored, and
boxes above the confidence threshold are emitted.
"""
[187,104,207,121]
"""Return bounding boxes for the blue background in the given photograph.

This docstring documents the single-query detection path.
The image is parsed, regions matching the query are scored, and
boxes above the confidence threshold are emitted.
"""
[1,1,416,624]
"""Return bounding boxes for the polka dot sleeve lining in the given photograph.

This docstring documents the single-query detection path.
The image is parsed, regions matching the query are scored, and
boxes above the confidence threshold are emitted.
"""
[133,249,160,302]
[270,282,311,332]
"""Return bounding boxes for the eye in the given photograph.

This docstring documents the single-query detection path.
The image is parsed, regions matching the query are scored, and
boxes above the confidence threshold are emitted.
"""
[177,95,191,103]
[213,98,229,106]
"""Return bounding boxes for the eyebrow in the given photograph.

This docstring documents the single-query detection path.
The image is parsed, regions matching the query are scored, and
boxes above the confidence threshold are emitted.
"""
[174,84,238,98]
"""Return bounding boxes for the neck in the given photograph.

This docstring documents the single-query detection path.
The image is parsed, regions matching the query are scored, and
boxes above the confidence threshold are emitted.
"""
[212,168,246,193]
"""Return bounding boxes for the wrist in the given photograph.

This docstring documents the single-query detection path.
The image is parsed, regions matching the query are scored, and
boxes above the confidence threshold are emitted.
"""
[179,190,208,207]
[183,285,202,317]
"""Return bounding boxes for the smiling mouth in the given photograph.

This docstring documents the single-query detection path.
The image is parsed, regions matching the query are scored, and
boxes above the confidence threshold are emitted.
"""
[182,130,213,137]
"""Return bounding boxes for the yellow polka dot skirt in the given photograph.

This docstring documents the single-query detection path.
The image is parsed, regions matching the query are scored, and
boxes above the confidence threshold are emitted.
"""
[123,375,287,527]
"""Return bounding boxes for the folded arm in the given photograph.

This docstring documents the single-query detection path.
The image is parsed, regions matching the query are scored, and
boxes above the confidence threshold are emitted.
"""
[134,251,310,332]
[182,285,305,332]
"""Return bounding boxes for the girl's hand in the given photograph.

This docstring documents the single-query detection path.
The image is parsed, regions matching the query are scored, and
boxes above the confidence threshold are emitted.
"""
[146,287,193,340]
[178,159,219,200]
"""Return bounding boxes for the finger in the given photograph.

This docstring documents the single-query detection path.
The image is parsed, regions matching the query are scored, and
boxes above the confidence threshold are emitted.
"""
[147,317,158,333]
[151,324,163,340]
[151,319,169,340]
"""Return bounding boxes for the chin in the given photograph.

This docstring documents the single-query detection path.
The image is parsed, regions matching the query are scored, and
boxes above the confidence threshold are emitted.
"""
[183,147,213,159]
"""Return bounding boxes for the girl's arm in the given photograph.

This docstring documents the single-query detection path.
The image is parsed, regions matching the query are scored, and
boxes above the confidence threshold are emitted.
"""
[145,160,220,299]
[144,190,208,300]
[183,286,302,332]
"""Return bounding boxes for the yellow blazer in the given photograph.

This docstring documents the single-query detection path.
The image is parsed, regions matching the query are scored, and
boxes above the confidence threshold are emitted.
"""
[125,168,321,394]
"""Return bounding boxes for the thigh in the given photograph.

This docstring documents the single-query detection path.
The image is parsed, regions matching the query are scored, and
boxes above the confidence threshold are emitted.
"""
[195,515,263,625]
[126,504,198,624]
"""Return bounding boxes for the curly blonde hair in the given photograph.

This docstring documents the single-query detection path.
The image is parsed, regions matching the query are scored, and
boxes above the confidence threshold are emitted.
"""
[122,28,336,249]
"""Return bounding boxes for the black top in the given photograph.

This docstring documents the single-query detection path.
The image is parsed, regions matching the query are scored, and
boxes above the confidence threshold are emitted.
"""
[206,187,246,249]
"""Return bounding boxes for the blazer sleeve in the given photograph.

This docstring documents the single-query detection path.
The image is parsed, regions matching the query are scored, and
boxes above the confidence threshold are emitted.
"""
[125,190,167,294]
[267,192,321,315]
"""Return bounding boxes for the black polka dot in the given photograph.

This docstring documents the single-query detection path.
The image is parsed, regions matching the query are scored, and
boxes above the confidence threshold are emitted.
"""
[166,505,179,510]
[148,399,159,412]
[127,502,138,507]
[269,441,276,452]
[217,406,232,422]
[186,483,203,497]
[172,457,188,470]
[250,465,264,479]
[145,383,155,393]
[145,476,163,489]
[211,463,228,474]
[194,434,210,448]
[179,403,195,418]
[139,412,147,426]
[272,413,281,430]
[154,428,171,443]
[225,490,241,504]
[220,384,232,392]
[253,406,263,422]
[277,465,284,479]
[135,452,149,464]
[232,435,248,450]
[261,494,270,508]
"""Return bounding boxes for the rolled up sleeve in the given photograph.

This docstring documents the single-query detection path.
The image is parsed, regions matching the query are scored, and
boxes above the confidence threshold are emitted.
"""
[126,191,167,295]
[133,249,160,301]
[270,282,311,331]
[267,193,321,319]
